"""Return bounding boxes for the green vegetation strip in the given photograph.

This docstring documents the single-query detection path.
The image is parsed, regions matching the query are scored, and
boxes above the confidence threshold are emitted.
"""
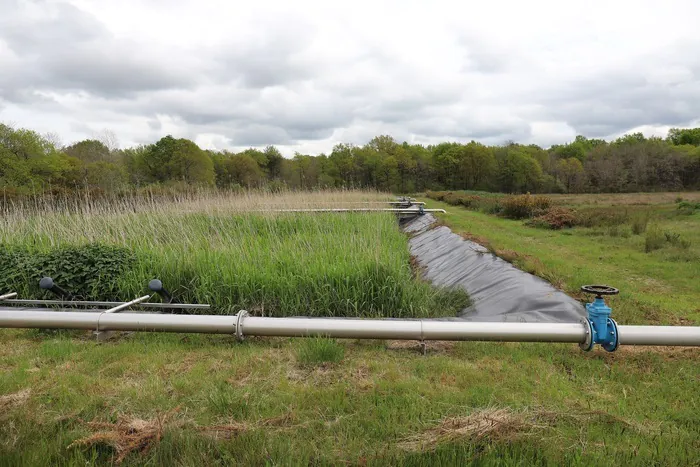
[1,211,467,318]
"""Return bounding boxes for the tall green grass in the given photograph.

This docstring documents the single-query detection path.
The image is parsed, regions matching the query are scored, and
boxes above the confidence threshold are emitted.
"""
[0,191,468,318]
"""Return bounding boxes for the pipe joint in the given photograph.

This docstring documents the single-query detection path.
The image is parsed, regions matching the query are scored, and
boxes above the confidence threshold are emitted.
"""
[235,310,248,341]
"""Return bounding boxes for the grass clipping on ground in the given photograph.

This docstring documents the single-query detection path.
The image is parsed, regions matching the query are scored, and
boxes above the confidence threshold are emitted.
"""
[0,389,31,411]
[67,408,300,464]
[399,408,536,452]
[398,407,652,453]
[67,409,181,464]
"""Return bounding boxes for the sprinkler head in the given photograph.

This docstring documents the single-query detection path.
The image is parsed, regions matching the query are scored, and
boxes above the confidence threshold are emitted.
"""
[148,279,164,292]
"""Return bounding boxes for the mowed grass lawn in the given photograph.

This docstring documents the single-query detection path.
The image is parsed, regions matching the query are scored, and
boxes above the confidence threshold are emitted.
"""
[1,192,699,466]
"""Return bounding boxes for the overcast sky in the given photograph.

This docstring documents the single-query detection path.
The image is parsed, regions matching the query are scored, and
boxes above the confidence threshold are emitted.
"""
[1,0,699,155]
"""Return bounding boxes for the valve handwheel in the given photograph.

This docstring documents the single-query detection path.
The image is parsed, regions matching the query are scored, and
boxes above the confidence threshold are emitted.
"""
[581,285,619,298]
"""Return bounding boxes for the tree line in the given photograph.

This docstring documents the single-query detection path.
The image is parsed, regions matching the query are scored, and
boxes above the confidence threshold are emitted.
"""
[2,123,700,197]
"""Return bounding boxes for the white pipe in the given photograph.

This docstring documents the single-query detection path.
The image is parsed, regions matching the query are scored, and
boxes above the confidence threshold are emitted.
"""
[0,310,697,347]
[617,325,700,346]
[241,317,586,342]
[0,292,18,300]
[0,310,700,346]
[103,295,151,313]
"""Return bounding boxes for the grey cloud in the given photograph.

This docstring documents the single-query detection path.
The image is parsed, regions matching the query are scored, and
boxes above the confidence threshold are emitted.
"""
[1,2,105,51]
[226,124,291,146]
[534,46,700,137]
[0,1,199,100]
[456,33,515,74]
[211,24,316,88]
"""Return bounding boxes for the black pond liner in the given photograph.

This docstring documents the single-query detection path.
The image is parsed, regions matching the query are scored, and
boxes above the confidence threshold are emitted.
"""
[402,214,585,323]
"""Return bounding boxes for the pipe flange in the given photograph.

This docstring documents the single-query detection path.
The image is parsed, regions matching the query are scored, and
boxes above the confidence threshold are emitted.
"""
[235,310,248,341]
[602,318,619,352]
[579,318,594,352]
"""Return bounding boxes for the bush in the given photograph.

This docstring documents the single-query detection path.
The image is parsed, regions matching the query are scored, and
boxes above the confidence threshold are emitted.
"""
[296,337,345,366]
[574,207,631,228]
[631,213,649,235]
[645,224,665,252]
[677,200,700,214]
[607,225,631,238]
[664,231,691,249]
[0,243,136,300]
[501,194,553,220]
[525,207,577,230]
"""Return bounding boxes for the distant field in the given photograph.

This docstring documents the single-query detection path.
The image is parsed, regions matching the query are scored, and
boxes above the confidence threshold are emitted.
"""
[548,191,700,206]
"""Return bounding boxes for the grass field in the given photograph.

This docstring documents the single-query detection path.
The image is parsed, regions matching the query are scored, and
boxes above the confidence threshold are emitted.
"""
[0,190,467,318]
[1,191,699,466]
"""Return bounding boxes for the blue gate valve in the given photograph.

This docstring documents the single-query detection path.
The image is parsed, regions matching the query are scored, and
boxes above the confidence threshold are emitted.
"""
[579,285,620,352]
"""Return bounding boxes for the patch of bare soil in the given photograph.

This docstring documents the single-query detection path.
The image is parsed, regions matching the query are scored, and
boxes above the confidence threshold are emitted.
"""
[385,340,456,354]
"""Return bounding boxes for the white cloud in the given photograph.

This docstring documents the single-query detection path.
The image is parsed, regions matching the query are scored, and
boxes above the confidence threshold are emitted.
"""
[1,0,699,156]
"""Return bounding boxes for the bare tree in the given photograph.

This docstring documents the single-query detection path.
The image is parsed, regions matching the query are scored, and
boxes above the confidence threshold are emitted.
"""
[44,131,63,149]
[95,129,120,152]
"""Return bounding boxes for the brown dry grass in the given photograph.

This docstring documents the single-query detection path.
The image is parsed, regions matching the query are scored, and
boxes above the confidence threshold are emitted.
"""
[398,408,535,451]
[385,340,456,354]
[199,412,298,440]
[399,407,654,453]
[0,189,389,245]
[68,408,300,463]
[67,407,182,464]
[549,192,700,206]
[0,389,31,412]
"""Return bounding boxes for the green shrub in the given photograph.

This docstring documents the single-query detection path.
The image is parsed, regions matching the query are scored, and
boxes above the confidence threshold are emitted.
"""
[0,243,136,300]
[645,224,665,252]
[574,207,631,228]
[664,231,681,244]
[296,337,345,366]
[525,207,577,230]
[664,231,691,249]
[607,225,631,238]
[676,200,700,215]
[631,213,649,235]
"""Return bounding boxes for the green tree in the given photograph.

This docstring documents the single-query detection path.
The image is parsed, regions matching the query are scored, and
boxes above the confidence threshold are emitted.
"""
[64,140,112,163]
[498,149,543,193]
[263,146,284,179]
[143,136,214,185]
[556,157,584,192]
[668,127,700,146]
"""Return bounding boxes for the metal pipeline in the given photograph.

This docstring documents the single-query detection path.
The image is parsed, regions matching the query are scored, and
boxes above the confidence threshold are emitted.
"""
[1,310,699,347]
